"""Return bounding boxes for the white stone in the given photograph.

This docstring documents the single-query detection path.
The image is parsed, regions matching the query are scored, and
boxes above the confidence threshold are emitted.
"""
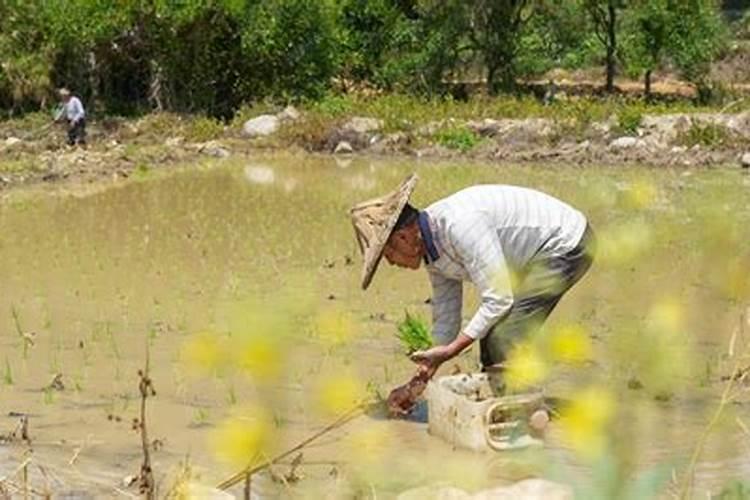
[5,137,22,146]
[609,136,639,149]
[741,152,750,168]
[333,141,354,154]
[342,116,383,134]
[242,115,279,137]
[165,136,184,147]
[277,105,300,122]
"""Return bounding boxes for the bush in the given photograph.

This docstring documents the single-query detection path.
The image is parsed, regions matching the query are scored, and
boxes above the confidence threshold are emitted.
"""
[434,126,481,152]
[617,107,643,136]
[677,120,731,148]
[185,116,224,142]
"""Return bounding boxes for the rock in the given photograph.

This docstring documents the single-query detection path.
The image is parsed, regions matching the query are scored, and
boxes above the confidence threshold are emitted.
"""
[165,136,184,147]
[333,141,354,154]
[277,105,300,122]
[198,141,230,158]
[609,136,639,149]
[741,152,750,168]
[4,136,22,147]
[342,116,383,134]
[242,115,279,137]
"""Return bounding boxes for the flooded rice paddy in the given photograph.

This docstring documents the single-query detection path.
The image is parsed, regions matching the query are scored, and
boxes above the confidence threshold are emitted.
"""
[1,153,749,498]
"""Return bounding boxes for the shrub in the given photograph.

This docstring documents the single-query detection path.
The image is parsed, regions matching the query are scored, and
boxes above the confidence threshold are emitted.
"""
[434,126,480,152]
[677,120,731,147]
[185,116,224,142]
[617,107,643,136]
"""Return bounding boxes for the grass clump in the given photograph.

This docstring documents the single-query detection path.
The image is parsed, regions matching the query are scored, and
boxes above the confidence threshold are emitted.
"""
[678,120,732,147]
[396,311,432,354]
[185,116,224,142]
[617,107,643,136]
[434,126,481,152]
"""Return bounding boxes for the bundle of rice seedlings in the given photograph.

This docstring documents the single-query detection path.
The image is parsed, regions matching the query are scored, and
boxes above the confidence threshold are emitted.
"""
[396,311,432,354]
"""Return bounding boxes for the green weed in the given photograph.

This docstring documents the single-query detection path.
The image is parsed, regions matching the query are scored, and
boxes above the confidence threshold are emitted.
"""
[678,120,732,147]
[434,126,481,152]
[617,107,643,136]
[185,116,224,142]
[3,358,13,385]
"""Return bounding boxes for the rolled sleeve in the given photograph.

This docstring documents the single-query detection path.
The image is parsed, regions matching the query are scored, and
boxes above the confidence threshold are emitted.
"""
[429,271,463,345]
[448,218,514,340]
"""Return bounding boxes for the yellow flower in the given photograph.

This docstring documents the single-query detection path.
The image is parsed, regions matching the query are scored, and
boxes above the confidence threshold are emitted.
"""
[647,298,683,334]
[550,323,592,364]
[236,337,283,381]
[211,410,274,467]
[504,343,548,391]
[559,386,615,459]
[316,374,366,415]
[625,178,657,210]
[181,333,224,374]
[315,307,354,345]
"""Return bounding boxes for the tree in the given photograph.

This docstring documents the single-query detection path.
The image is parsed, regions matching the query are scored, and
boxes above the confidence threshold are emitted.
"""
[620,0,672,99]
[583,0,625,92]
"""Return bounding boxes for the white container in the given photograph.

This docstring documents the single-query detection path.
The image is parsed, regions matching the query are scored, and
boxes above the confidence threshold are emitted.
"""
[426,373,545,452]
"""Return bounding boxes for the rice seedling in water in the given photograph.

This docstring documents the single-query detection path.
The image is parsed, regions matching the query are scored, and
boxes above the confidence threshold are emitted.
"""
[4,358,13,385]
[396,311,432,354]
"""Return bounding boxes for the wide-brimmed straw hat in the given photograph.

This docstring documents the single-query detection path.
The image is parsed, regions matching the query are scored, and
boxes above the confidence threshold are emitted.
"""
[350,173,418,290]
[58,88,71,97]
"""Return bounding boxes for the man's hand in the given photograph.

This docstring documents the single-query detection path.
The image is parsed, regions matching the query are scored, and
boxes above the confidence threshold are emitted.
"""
[410,333,475,379]
[410,345,452,378]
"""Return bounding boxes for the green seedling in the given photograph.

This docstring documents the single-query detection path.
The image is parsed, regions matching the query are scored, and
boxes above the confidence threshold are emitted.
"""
[4,358,13,385]
[396,311,432,355]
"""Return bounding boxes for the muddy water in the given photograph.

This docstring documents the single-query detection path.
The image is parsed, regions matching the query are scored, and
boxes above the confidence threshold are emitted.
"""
[1,153,749,498]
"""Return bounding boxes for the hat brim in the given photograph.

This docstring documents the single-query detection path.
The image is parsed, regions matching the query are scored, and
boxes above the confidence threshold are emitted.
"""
[351,174,418,290]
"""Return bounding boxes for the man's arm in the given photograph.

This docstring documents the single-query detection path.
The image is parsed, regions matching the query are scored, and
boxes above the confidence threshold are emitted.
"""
[412,218,515,376]
[428,271,462,345]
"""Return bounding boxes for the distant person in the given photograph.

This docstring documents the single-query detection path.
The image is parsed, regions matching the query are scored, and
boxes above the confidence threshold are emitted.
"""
[54,88,86,147]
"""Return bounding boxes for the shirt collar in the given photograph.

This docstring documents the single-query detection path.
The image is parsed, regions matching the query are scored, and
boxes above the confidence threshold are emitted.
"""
[418,211,440,264]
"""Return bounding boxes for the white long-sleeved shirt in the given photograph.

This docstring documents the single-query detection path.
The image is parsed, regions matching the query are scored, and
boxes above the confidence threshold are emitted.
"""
[421,185,587,344]
[56,96,85,123]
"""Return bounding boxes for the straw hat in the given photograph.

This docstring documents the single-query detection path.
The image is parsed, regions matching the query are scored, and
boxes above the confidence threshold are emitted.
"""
[58,88,71,97]
[350,173,418,290]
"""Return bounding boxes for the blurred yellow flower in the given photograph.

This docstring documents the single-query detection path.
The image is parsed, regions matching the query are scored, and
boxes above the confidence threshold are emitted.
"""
[504,343,548,391]
[236,337,283,381]
[181,333,224,374]
[625,179,657,210]
[597,221,653,266]
[211,410,274,467]
[647,297,684,334]
[550,323,592,364]
[559,386,615,459]
[315,307,354,345]
[316,373,366,415]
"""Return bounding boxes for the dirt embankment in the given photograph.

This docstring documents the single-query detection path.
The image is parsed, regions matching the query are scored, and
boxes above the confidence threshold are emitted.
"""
[2,107,750,193]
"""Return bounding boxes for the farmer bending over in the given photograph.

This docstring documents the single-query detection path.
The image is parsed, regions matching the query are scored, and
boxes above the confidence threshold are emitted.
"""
[350,174,595,413]
[54,88,86,147]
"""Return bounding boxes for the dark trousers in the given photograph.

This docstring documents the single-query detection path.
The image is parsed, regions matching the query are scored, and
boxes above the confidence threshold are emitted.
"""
[67,118,86,146]
[480,224,596,369]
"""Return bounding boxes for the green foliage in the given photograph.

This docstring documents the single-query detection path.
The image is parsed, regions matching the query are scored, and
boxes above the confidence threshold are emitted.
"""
[396,311,432,354]
[617,107,643,135]
[677,120,731,147]
[435,126,481,152]
[716,480,750,500]
[185,116,224,142]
